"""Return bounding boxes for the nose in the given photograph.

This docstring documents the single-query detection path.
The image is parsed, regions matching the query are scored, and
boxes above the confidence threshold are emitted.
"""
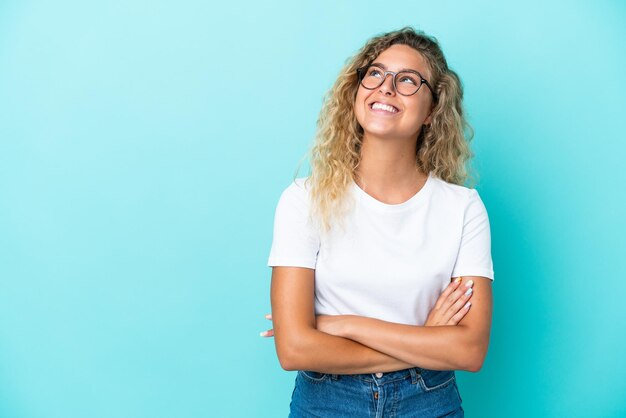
[378,73,396,96]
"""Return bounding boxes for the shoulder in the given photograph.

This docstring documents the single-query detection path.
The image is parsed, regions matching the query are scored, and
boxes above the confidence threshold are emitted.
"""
[429,173,480,204]
[429,174,490,225]
[280,176,312,202]
[274,177,314,213]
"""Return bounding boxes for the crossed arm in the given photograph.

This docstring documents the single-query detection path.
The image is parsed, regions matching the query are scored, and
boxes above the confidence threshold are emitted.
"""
[269,266,493,374]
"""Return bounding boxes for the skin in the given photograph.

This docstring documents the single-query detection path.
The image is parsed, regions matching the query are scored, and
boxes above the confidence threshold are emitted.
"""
[353,44,435,200]
[263,44,494,373]
[263,276,474,337]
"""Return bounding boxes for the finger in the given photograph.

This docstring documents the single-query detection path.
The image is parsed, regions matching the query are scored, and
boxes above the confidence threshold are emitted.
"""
[443,282,474,319]
[265,313,272,320]
[434,278,462,310]
[447,285,474,322]
[444,279,473,308]
[447,301,472,325]
[427,278,464,325]
[259,329,274,337]
[437,280,465,313]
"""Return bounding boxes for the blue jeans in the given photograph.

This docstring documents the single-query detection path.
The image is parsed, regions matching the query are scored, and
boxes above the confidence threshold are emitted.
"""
[289,367,464,417]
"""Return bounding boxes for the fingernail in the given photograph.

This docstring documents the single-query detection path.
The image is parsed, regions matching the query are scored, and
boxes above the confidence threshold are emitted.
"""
[265,314,271,319]
[464,287,473,296]
[464,279,474,288]
[464,301,471,309]
[260,331,268,337]
[453,277,462,283]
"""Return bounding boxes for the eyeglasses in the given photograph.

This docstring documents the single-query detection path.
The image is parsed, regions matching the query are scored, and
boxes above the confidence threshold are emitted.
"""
[356,64,437,99]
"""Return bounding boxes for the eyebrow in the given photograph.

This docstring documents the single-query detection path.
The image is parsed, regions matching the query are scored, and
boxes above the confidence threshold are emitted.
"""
[371,62,425,76]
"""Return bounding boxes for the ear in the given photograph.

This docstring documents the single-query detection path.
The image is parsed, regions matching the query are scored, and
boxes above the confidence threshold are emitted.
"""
[424,103,435,125]
[423,108,434,125]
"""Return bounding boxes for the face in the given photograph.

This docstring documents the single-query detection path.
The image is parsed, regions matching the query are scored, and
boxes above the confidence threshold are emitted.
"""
[354,44,435,142]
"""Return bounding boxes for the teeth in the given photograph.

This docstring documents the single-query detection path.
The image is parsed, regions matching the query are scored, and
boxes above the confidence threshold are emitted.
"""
[371,102,398,113]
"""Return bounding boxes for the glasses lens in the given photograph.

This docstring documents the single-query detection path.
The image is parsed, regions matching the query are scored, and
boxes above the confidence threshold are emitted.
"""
[360,65,385,89]
[396,71,420,95]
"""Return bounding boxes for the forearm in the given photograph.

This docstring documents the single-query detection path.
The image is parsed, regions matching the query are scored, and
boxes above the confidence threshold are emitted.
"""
[341,316,481,371]
[278,328,415,374]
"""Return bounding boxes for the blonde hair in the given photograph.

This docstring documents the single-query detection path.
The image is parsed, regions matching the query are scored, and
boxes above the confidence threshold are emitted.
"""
[294,26,476,234]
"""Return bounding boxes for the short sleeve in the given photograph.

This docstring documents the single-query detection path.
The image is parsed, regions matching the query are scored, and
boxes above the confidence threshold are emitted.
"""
[267,180,320,269]
[451,189,495,281]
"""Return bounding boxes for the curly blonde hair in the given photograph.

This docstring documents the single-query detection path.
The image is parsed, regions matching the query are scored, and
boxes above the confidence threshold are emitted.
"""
[293,26,476,234]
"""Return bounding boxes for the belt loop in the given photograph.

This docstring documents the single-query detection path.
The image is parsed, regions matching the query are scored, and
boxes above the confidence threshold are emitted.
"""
[409,367,420,384]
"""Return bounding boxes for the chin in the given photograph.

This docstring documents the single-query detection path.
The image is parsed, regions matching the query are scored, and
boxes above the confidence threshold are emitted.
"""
[362,126,400,138]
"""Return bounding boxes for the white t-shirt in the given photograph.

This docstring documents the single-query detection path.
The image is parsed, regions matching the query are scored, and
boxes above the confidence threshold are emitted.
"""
[267,171,494,326]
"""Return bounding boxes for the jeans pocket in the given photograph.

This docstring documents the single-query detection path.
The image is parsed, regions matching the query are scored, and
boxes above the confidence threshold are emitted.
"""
[298,370,329,383]
[417,369,456,392]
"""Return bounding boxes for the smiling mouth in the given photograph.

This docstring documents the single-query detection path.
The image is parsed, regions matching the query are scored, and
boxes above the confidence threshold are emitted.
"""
[369,102,400,114]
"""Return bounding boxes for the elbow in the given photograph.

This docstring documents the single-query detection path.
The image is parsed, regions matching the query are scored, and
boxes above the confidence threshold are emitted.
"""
[456,326,489,372]
[275,331,313,371]
[276,346,299,371]
[465,357,484,373]
[462,344,488,373]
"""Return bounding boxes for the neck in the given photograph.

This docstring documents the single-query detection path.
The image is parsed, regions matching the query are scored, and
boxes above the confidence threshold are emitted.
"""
[355,133,427,190]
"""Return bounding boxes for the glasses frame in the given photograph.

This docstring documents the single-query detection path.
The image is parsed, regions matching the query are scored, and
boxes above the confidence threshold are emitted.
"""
[356,64,437,100]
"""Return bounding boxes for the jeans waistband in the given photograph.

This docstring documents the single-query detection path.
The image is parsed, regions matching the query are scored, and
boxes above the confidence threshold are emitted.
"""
[328,367,423,384]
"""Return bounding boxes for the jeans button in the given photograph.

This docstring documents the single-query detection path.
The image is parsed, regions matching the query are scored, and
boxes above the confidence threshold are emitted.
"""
[375,372,383,378]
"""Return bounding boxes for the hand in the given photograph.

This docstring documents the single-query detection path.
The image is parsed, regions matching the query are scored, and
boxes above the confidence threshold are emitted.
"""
[424,277,474,326]
[259,313,274,337]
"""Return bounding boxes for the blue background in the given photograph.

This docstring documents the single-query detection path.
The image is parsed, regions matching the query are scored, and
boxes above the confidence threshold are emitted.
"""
[1,1,625,417]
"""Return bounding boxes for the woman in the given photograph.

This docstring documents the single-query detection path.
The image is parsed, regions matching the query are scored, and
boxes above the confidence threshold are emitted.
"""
[262,26,494,417]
